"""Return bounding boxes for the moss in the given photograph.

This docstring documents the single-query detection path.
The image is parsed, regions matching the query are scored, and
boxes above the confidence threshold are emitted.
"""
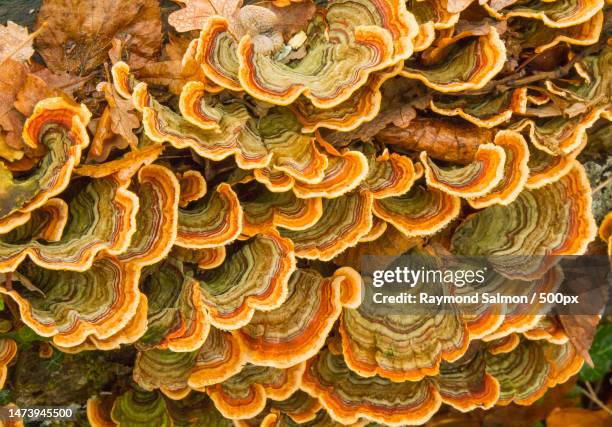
[10,345,133,408]
[582,156,612,223]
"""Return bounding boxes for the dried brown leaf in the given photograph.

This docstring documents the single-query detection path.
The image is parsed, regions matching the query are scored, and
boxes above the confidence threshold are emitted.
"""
[163,34,194,62]
[97,82,139,149]
[0,59,28,118]
[35,0,162,74]
[376,118,494,164]
[136,60,191,96]
[168,0,243,32]
[257,1,317,38]
[0,111,25,150]
[558,314,600,367]
[108,37,126,65]
[454,19,507,37]
[323,104,416,146]
[14,74,61,117]
[136,33,208,95]
[30,66,85,96]
[0,21,36,63]
[443,0,476,14]
[0,59,29,153]
[88,107,130,163]
[488,0,520,12]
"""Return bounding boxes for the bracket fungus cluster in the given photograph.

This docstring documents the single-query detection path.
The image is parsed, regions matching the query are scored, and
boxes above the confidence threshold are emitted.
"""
[0,0,610,425]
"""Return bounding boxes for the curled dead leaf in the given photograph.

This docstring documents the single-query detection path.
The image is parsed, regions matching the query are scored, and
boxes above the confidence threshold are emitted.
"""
[97,82,139,149]
[376,118,494,164]
[558,314,601,367]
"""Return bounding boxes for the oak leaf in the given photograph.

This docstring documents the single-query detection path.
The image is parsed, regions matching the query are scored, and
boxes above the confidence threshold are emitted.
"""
[35,0,162,74]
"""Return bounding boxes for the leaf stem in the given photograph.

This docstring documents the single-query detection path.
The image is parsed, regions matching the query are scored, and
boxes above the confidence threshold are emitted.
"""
[576,383,612,416]
[592,176,612,194]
